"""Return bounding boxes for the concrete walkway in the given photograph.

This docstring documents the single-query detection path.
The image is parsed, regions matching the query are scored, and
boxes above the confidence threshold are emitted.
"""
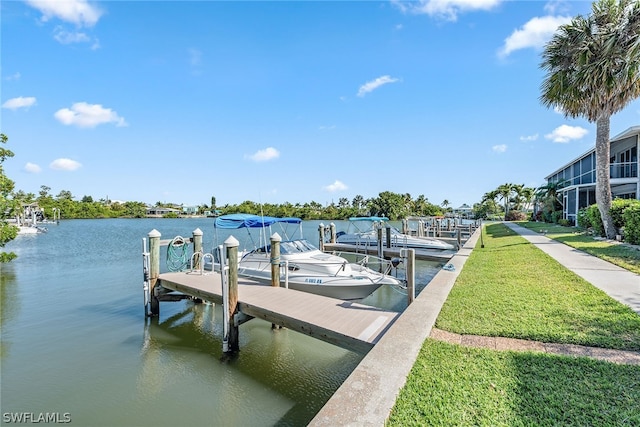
[310,223,640,426]
[430,328,640,365]
[503,222,640,315]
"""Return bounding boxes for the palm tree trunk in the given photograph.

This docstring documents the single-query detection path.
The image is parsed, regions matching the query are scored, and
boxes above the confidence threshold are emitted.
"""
[594,116,616,238]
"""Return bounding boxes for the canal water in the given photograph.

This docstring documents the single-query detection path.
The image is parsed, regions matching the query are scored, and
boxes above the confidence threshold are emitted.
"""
[1,218,442,426]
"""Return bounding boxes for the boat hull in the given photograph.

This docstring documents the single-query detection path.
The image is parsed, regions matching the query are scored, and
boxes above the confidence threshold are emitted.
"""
[237,269,386,300]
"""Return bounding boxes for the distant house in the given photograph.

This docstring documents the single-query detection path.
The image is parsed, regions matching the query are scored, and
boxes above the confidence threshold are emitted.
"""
[146,206,181,217]
[182,206,198,216]
[452,203,473,219]
[544,126,639,223]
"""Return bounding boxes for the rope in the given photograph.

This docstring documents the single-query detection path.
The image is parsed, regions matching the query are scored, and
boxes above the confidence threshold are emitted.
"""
[167,235,190,272]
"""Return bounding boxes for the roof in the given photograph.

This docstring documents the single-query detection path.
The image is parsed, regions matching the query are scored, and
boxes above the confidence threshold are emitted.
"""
[544,125,640,180]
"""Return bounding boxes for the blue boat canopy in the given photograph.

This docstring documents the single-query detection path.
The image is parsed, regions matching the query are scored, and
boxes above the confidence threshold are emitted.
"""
[214,213,302,229]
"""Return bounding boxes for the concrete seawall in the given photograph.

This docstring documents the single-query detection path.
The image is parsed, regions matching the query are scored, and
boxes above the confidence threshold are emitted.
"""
[309,227,482,426]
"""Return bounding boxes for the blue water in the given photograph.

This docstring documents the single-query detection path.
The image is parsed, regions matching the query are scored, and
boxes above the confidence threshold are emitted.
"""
[1,218,441,426]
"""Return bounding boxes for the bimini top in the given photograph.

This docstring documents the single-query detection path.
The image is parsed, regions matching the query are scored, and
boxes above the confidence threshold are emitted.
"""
[214,213,302,229]
[348,216,389,222]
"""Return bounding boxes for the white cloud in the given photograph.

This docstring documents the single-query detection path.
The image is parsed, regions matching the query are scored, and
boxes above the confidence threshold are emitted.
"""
[492,144,507,153]
[318,125,336,131]
[247,147,280,162]
[54,102,127,128]
[520,134,538,142]
[53,27,91,44]
[323,180,348,192]
[25,0,103,27]
[5,72,21,81]
[498,15,572,58]
[50,158,82,171]
[544,125,588,143]
[2,96,37,110]
[357,75,400,97]
[393,0,502,22]
[24,162,42,173]
[189,48,202,66]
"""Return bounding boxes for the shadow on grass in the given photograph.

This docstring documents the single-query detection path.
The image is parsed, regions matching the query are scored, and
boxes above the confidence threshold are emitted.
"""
[484,223,516,239]
[511,351,640,425]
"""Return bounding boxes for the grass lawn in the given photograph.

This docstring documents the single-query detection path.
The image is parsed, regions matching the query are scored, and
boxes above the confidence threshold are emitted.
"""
[387,222,640,426]
[387,340,640,427]
[517,221,640,275]
[436,223,640,351]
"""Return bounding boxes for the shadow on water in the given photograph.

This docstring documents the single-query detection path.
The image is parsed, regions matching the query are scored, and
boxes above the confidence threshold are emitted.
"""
[141,301,364,426]
[1,265,19,358]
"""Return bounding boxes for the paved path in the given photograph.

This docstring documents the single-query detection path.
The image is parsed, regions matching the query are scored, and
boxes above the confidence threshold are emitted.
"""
[504,222,640,315]
[311,224,640,426]
[430,328,640,365]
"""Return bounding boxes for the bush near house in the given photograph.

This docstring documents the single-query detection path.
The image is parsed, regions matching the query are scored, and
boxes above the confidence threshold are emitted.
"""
[578,200,640,243]
[623,204,640,245]
[504,210,527,221]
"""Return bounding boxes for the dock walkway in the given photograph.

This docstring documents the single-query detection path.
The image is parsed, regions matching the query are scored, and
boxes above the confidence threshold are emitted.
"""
[158,272,400,353]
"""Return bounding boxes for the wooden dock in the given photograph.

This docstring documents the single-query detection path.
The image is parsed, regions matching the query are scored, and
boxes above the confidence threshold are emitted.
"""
[157,271,400,353]
[322,242,455,262]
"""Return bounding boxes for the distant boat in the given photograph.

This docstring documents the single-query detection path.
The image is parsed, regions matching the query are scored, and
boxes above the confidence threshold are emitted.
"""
[16,224,47,235]
[336,216,455,251]
[211,214,403,300]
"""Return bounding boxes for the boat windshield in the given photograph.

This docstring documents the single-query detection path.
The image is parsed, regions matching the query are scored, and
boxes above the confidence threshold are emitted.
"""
[280,239,317,254]
[249,239,318,255]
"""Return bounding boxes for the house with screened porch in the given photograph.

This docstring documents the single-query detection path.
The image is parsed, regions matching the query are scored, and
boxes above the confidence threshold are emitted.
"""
[544,125,639,224]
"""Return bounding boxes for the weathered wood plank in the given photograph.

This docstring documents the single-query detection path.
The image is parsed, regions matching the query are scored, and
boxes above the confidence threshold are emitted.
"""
[158,271,399,353]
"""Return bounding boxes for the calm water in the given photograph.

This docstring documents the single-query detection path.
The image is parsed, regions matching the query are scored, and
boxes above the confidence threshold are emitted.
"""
[1,218,441,426]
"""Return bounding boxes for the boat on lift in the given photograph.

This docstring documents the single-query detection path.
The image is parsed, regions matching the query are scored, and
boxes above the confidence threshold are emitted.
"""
[336,217,455,251]
[211,214,403,300]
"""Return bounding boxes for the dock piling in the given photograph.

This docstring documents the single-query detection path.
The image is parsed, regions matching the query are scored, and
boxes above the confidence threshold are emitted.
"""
[318,223,325,251]
[270,233,281,288]
[148,229,161,317]
[404,248,415,304]
[192,228,203,270]
[224,236,240,353]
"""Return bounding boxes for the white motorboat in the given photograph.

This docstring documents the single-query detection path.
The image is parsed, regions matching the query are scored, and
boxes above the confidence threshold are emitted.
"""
[212,214,403,300]
[16,224,48,235]
[336,217,455,251]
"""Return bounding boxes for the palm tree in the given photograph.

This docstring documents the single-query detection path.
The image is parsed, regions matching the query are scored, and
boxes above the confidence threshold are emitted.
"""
[540,0,640,238]
[497,183,514,216]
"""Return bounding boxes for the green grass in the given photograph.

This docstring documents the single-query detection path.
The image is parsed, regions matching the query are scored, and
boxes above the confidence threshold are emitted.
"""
[388,222,640,426]
[387,340,640,427]
[436,223,640,350]
[518,221,640,275]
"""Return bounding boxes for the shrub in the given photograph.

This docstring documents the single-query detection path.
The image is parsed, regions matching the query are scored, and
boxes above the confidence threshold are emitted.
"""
[577,208,590,229]
[505,210,527,221]
[551,210,563,224]
[622,205,640,245]
[610,199,640,230]
[586,204,604,237]
[558,218,574,227]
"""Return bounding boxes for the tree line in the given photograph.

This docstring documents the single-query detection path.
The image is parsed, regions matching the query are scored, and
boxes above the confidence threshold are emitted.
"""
[12,185,450,222]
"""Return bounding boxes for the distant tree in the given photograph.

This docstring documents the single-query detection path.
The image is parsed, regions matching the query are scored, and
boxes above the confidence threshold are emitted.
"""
[540,0,640,238]
[0,133,18,262]
[81,195,94,203]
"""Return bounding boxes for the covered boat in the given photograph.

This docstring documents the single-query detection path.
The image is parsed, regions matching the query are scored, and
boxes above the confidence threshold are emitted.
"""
[212,214,403,300]
[336,217,455,251]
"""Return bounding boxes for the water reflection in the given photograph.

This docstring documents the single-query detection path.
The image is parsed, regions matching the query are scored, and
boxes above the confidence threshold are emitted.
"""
[0,265,19,358]
[140,301,363,426]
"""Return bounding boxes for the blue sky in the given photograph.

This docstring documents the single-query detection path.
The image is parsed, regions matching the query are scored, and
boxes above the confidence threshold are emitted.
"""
[2,0,639,209]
